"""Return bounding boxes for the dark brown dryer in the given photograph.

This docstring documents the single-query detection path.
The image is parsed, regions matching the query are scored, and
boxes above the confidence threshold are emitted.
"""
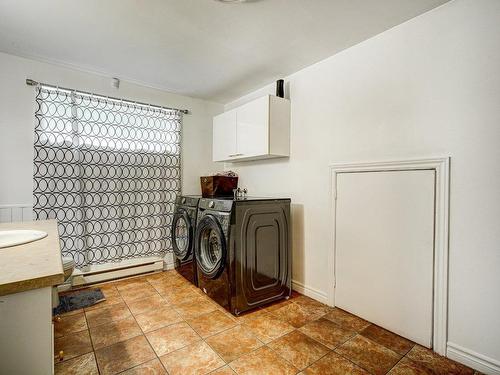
[194,197,291,315]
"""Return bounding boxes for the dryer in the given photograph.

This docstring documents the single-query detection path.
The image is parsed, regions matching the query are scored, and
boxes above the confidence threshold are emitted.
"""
[171,195,200,285]
[194,197,291,315]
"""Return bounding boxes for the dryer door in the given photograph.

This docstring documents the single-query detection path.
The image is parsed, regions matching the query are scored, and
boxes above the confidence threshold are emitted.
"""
[171,209,193,261]
[195,214,226,279]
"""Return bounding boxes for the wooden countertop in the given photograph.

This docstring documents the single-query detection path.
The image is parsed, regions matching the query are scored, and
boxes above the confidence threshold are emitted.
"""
[0,220,65,296]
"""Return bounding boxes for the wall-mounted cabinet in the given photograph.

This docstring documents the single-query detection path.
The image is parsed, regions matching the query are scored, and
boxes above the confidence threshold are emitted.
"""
[213,95,290,162]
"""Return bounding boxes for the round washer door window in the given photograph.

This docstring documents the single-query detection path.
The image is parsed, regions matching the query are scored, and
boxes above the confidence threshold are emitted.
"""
[195,214,226,279]
[171,211,193,261]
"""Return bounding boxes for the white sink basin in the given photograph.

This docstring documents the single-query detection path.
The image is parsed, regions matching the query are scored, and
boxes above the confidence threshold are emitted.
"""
[0,230,48,249]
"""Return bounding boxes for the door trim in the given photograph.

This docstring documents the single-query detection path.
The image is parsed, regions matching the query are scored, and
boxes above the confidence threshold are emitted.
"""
[328,157,450,355]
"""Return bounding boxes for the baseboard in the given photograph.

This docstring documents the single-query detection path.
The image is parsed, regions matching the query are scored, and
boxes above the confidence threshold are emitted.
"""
[72,258,164,285]
[447,342,500,375]
[292,279,328,304]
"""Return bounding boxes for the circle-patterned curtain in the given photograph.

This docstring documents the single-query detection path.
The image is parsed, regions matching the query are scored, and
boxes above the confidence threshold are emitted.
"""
[33,86,182,269]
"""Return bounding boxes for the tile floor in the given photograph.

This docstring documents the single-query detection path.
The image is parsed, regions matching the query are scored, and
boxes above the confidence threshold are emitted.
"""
[53,270,480,375]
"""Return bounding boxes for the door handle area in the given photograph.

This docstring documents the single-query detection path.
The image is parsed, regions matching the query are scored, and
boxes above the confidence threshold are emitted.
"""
[228,153,243,157]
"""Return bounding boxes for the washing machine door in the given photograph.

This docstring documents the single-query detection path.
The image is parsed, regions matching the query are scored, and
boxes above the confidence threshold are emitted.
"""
[195,214,226,279]
[171,209,193,261]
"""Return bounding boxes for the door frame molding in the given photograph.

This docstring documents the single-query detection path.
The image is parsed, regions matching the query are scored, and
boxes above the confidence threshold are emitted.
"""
[328,157,450,355]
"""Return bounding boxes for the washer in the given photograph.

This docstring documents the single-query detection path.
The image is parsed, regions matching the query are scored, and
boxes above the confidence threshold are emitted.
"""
[194,197,291,315]
[171,195,200,285]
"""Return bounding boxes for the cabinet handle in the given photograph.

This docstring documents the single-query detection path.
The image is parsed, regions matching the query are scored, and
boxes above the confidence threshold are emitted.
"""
[228,153,243,157]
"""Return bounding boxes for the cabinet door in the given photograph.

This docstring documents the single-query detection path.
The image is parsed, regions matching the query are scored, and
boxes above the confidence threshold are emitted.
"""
[335,170,435,347]
[236,96,269,158]
[213,109,237,162]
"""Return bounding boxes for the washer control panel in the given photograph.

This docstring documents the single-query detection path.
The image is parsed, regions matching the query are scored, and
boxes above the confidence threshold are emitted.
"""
[198,198,233,212]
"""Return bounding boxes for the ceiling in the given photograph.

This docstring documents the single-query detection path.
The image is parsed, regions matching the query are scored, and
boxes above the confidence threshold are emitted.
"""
[0,0,449,103]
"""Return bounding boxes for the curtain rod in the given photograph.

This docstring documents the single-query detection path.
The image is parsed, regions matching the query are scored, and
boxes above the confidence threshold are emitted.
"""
[25,78,190,115]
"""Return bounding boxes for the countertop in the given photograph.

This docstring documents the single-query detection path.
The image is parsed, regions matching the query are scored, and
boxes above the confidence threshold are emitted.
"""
[0,220,65,296]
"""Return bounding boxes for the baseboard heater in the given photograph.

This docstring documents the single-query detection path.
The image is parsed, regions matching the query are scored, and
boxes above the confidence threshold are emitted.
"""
[72,256,173,286]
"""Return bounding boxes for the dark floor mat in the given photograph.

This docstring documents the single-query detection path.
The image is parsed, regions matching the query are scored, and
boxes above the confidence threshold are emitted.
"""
[53,288,105,315]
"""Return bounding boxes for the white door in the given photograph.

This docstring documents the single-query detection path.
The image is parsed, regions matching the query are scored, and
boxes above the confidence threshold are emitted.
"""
[335,170,435,347]
[213,109,237,161]
[236,96,269,158]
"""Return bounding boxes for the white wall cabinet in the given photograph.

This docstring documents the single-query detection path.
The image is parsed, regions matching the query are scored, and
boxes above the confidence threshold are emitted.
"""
[213,109,237,162]
[213,95,290,162]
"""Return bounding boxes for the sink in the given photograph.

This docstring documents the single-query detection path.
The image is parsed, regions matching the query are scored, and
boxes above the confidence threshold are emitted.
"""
[0,230,48,249]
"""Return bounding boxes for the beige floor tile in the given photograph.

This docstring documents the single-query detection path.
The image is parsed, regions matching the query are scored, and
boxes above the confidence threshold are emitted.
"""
[209,365,236,374]
[95,283,120,296]
[158,270,187,283]
[406,345,474,375]
[114,278,151,292]
[162,286,203,304]
[236,308,270,323]
[299,317,355,349]
[242,311,295,343]
[187,310,239,338]
[271,302,324,328]
[57,275,450,375]
[54,330,93,362]
[146,321,201,356]
[85,301,131,328]
[160,341,225,375]
[84,294,124,312]
[95,335,156,375]
[59,308,84,317]
[324,308,370,332]
[291,295,331,316]
[54,352,99,375]
[268,330,329,370]
[302,351,369,375]
[119,283,158,303]
[120,358,167,374]
[387,357,433,375]
[173,297,218,318]
[145,272,168,283]
[360,324,414,356]
[89,315,142,349]
[335,335,401,375]
[127,294,170,316]
[78,284,121,312]
[213,305,241,323]
[54,313,88,338]
[150,275,190,292]
[205,325,263,362]
[259,298,293,313]
[229,346,298,375]
[134,306,183,332]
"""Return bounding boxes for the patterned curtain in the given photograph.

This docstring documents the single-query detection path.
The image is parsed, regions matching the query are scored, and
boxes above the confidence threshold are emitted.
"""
[33,86,182,269]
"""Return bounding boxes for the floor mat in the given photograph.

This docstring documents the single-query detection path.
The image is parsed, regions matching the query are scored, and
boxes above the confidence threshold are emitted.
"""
[53,288,105,315]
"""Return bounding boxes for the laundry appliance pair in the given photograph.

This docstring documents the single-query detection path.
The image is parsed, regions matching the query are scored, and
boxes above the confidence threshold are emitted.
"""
[171,195,291,315]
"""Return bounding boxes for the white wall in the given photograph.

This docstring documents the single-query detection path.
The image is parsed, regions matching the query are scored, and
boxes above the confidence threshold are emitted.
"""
[0,52,221,206]
[225,0,500,370]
